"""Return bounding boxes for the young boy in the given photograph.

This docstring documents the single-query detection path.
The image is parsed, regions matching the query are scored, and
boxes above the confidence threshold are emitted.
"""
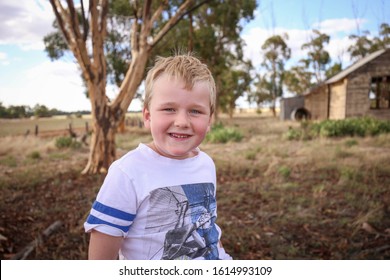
[84,54,231,260]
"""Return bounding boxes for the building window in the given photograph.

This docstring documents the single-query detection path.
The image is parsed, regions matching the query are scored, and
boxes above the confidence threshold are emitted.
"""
[369,76,390,109]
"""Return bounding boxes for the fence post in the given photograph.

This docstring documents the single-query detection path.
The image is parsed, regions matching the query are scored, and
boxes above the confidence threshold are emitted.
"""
[35,125,39,136]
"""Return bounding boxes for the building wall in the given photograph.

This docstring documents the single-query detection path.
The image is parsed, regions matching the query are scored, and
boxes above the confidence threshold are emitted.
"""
[304,50,390,120]
[329,79,347,120]
[367,109,390,120]
[280,96,304,120]
[346,50,390,118]
[304,85,328,120]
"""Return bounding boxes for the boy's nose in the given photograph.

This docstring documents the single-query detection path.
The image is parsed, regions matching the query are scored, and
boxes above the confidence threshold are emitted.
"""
[174,111,190,128]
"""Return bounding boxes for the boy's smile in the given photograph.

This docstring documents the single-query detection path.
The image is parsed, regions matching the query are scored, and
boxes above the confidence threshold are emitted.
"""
[143,75,212,159]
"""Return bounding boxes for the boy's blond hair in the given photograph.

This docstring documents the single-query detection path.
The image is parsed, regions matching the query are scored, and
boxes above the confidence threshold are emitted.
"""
[144,54,216,115]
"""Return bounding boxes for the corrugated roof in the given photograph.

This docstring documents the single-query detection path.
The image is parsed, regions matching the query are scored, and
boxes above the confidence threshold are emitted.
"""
[326,48,388,84]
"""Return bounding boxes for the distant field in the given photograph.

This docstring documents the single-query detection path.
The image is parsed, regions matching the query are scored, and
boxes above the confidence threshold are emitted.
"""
[0,113,143,137]
[0,116,91,137]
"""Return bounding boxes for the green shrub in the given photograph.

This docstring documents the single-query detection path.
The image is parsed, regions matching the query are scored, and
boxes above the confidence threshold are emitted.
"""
[287,117,390,140]
[278,166,291,179]
[344,139,358,147]
[27,151,41,160]
[245,150,257,160]
[283,127,302,140]
[284,121,316,141]
[205,123,243,143]
[0,155,17,167]
[313,117,390,138]
[55,136,81,149]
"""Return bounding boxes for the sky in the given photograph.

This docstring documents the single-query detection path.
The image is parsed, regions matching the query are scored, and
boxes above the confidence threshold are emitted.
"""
[0,0,388,112]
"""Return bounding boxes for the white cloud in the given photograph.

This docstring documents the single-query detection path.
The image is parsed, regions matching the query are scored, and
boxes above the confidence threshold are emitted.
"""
[242,18,363,71]
[0,52,9,65]
[0,59,143,112]
[0,60,91,111]
[241,27,271,68]
[312,18,366,35]
[242,26,313,69]
[0,0,55,50]
[325,36,355,67]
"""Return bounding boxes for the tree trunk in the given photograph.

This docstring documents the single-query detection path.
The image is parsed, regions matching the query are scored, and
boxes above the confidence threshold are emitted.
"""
[82,106,118,174]
[82,50,149,174]
[83,124,116,174]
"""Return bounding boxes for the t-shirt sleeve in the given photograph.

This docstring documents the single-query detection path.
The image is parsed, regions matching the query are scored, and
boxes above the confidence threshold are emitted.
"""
[84,162,137,237]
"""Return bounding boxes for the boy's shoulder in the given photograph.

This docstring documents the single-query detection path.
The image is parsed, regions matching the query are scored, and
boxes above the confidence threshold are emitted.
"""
[113,144,149,167]
[112,143,215,171]
[197,149,214,163]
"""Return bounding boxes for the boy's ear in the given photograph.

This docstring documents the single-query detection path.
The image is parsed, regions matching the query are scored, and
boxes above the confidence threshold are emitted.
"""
[143,107,151,129]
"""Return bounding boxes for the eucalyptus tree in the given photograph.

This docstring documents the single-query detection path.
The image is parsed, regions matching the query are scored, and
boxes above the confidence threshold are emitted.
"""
[260,34,291,116]
[376,23,390,49]
[347,30,375,61]
[248,74,273,108]
[156,0,256,118]
[347,22,389,62]
[283,63,313,96]
[325,62,342,79]
[45,0,210,174]
[218,64,252,118]
[301,29,330,83]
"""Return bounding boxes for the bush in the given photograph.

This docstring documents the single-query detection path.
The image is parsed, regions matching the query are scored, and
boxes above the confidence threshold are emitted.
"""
[205,123,243,143]
[344,139,359,147]
[283,121,315,141]
[286,117,390,140]
[313,117,390,138]
[278,166,291,179]
[55,136,81,149]
[283,127,303,140]
[27,151,41,160]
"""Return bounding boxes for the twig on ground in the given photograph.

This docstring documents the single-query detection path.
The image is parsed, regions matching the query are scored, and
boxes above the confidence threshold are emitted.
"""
[10,220,63,260]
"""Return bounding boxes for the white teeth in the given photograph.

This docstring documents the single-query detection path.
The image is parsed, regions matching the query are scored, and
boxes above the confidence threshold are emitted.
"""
[171,133,189,138]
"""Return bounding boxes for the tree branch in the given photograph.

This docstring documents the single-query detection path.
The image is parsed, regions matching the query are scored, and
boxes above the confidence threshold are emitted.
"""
[66,0,83,45]
[142,0,152,21]
[139,0,153,48]
[150,1,167,24]
[49,0,73,45]
[150,0,211,48]
[130,1,140,53]
[10,221,63,260]
[80,0,89,41]
[89,0,108,103]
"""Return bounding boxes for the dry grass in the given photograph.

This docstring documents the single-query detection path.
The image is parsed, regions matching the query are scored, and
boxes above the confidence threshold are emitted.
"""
[202,115,390,259]
[0,113,389,259]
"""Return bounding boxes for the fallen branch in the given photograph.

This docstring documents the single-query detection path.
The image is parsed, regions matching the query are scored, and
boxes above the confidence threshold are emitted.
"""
[11,220,63,260]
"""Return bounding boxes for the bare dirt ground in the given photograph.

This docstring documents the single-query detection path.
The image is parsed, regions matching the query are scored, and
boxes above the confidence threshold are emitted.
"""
[0,151,104,259]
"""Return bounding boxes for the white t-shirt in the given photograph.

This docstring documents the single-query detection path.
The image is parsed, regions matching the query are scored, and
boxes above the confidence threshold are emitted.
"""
[84,143,231,260]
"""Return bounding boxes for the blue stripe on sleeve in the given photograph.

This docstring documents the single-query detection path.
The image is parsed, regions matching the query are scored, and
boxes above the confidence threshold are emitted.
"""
[92,201,135,221]
[86,214,131,232]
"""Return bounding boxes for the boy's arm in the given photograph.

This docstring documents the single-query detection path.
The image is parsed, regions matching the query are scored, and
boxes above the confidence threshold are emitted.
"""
[88,230,123,260]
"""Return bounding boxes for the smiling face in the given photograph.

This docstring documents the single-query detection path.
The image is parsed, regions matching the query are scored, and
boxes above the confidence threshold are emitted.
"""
[143,75,212,159]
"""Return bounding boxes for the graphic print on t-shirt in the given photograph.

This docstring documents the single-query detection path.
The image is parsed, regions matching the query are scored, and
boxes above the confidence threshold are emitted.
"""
[145,183,220,260]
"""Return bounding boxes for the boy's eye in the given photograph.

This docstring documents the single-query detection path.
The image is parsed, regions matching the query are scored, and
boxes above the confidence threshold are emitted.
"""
[163,108,175,112]
[190,109,201,114]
